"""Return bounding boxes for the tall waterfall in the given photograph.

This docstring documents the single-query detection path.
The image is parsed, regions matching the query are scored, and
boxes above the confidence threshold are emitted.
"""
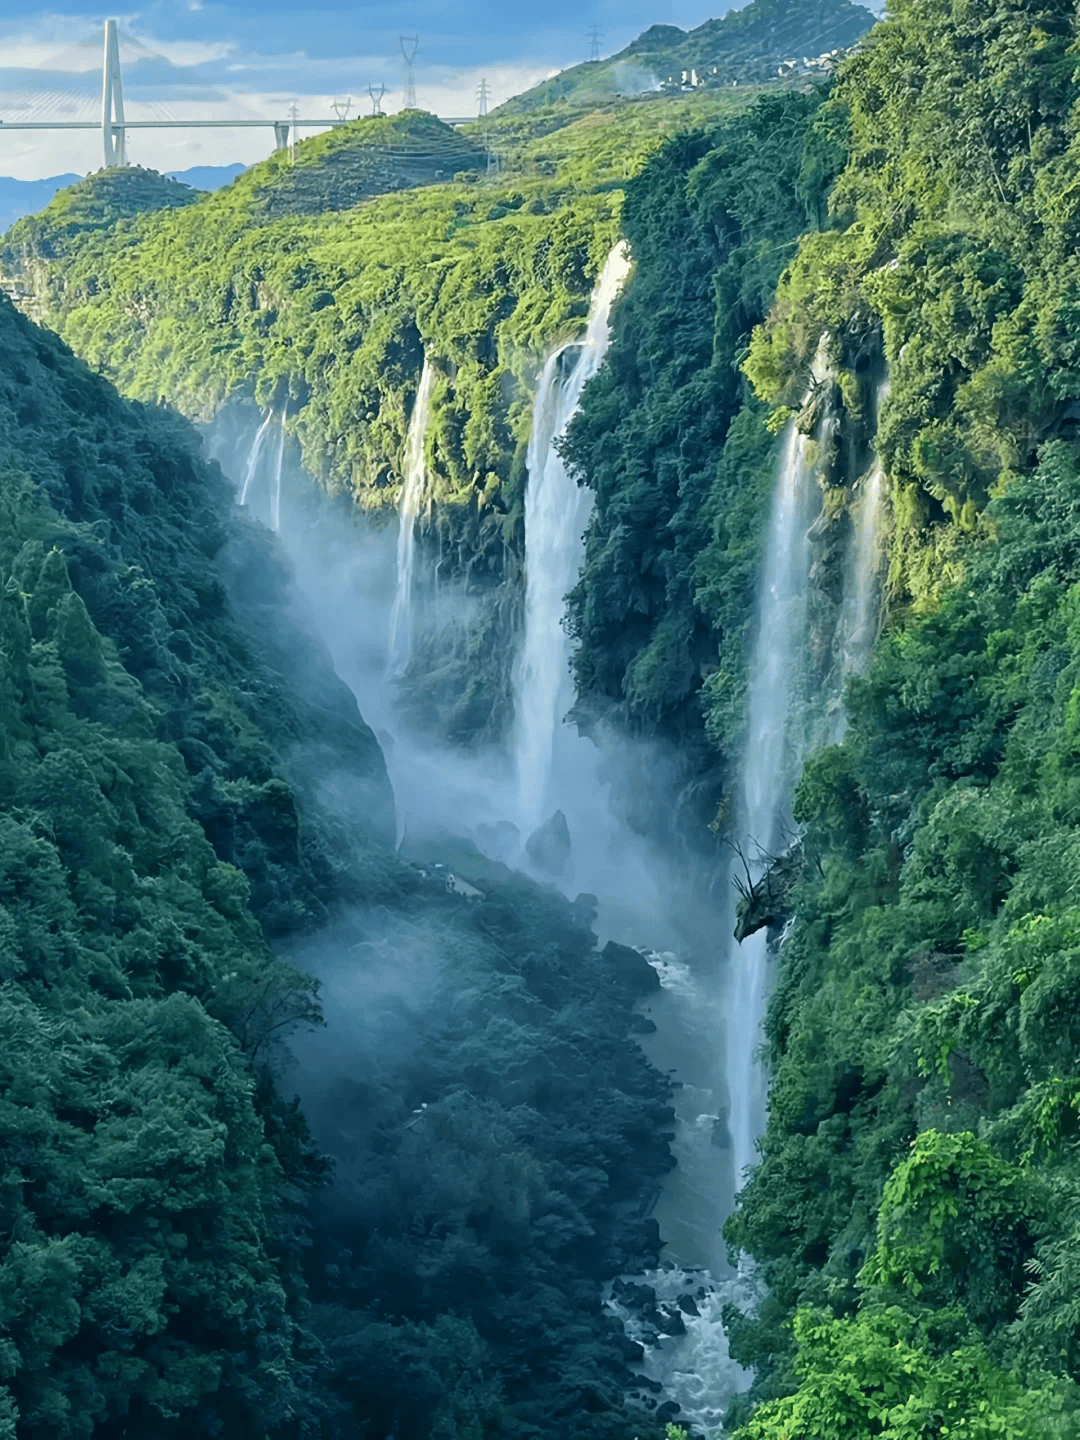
[514,243,631,828]
[240,409,274,506]
[727,422,817,1189]
[388,357,435,677]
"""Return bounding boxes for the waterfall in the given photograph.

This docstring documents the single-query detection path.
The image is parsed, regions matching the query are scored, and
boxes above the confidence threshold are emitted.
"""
[388,357,435,677]
[727,422,817,1190]
[240,409,274,506]
[837,381,890,696]
[514,242,631,828]
[269,412,286,533]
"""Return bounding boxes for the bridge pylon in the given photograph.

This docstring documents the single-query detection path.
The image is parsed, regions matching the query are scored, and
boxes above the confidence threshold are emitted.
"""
[101,19,127,168]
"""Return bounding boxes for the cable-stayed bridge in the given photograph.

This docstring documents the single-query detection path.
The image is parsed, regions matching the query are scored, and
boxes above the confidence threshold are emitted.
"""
[0,20,474,171]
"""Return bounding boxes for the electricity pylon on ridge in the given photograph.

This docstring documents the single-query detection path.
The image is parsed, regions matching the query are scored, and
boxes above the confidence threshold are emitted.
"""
[400,35,419,110]
[477,77,490,118]
[369,83,387,117]
[588,24,603,63]
[331,96,352,123]
[288,101,299,162]
[101,18,127,168]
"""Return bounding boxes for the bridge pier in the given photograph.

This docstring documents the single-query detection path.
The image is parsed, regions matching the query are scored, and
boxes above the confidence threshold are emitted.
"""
[101,19,126,167]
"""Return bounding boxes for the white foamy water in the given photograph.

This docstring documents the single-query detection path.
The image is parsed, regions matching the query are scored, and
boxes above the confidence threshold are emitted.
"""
[727,421,817,1191]
[240,409,274,507]
[388,356,435,677]
[607,1264,749,1435]
[269,412,286,533]
[836,380,890,711]
[514,243,632,831]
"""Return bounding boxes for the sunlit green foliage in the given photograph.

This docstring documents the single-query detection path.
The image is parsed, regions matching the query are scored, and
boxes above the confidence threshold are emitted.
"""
[562,88,845,814]
[745,0,1080,597]
[726,436,1080,1429]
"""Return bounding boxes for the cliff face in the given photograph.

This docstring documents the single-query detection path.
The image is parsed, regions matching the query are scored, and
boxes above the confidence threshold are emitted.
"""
[0,284,679,1439]
[0,93,746,750]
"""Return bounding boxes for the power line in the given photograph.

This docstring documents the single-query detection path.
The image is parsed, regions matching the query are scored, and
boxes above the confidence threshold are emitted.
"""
[400,35,418,111]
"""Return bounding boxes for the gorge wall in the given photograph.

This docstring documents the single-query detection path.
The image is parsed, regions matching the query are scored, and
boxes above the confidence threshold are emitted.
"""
[8,0,1080,1431]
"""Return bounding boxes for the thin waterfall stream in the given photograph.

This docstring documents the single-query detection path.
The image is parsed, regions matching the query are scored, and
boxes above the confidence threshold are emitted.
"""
[240,409,274,507]
[726,423,818,1192]
[269,411,286,534]
[388,356,435,677]
[836,379,890,700]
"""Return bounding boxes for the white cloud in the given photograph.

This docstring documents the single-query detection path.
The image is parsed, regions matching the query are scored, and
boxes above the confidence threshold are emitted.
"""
[0,16,232,73]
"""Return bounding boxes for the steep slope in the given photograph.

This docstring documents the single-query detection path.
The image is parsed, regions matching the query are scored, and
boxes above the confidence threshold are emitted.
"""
[0,90,747,750]
[0,290,677,1437]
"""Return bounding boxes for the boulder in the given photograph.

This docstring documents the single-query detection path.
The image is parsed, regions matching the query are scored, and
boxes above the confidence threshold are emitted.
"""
[602,940,661,994]
[525,809,571,874]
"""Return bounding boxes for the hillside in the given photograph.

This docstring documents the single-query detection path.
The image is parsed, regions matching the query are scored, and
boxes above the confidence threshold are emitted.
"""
[233,111,486,218]
[10,0,1080,1428]
[0,172,81,233]
[0,87,752,750]
[557,0,1080,1432]
[0,279,679,1437]
[500,0,878,112]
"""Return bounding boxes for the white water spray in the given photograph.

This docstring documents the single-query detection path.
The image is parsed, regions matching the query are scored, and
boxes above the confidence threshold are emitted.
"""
[514,242,631,828]
[388,357,435,677]
[240,409,274,507]
[837,382,890,695]
[727,422,817,1190]
[269,412,286,533]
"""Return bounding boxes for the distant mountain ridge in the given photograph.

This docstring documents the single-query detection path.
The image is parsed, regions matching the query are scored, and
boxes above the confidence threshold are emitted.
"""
[501,0,878,112]
[0,164,245,236]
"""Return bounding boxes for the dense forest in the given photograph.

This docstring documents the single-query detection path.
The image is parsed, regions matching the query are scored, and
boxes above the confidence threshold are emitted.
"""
[0,291,680,1438]
[7,0,1080,1434]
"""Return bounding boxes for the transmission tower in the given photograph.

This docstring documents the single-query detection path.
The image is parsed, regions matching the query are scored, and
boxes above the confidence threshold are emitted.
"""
[369,83,387,117]
[101,18,127,168]
[288,101,299,162]
[400,36,419,110]
[331,96,352,123]
[477,77,490,119]
[588,24,603,63]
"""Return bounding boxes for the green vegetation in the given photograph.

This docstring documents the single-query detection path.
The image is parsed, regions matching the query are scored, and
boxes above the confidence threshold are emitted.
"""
[713,0,1080,1433]
[562,87,847,817]
[0,289,676,1437]
[0,92,754,747]
[15,0,1080,1427]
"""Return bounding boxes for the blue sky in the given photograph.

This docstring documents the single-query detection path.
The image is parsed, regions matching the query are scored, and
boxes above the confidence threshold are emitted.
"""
[0,1,736,176]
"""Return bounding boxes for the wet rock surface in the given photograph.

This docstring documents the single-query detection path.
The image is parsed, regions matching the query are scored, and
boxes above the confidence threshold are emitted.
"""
[525,809,572,874]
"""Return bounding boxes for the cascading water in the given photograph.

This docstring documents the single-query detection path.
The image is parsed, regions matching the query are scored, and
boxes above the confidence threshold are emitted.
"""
[269,411,286,533]
[514,242,631,830]
[727,422,818,1191]
[388,356,435,677]
[514,243,748,1431]
[240,409,274,506]
[837,381,890,696]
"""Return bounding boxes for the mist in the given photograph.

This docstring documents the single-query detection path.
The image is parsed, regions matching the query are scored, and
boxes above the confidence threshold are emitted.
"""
[205,352,748,1429]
